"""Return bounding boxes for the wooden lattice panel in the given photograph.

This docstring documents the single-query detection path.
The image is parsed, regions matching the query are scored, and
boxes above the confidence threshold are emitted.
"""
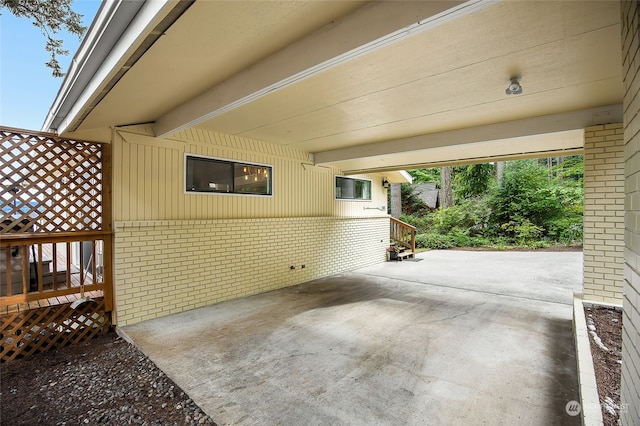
[0,298,109,362]
[1,127,104,233]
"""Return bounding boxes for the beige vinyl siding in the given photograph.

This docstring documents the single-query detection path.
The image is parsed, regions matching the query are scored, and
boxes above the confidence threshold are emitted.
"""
[110,125,390,326]
[112,126,387,221]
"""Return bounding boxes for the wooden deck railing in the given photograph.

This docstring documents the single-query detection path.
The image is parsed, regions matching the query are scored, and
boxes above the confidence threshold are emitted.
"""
[390,217,416,253]
[1,128,113,361]
[0,231,113,311]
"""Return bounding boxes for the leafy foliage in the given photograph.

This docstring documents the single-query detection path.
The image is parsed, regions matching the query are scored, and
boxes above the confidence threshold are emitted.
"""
[500,219,544,244]
[408,168,440,185]
[489,160,566,228]
[415,233,455,250]
[454,163,496,200]
[552,155,584,185]
[400,183,428,215]
[402,158,584,250]
[2,0,86,76]
[399,214,433,234]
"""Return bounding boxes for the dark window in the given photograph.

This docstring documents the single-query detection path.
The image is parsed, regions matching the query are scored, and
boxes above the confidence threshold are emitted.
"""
[185,155,272,196]
[335,176,371,200]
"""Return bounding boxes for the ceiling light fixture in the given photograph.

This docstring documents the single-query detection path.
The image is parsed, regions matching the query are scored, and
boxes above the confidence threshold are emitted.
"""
[506,76,523,95]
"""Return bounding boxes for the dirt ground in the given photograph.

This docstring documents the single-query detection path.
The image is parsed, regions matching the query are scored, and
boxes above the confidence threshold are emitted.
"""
[0,332,217,426]
[584,306,623,425]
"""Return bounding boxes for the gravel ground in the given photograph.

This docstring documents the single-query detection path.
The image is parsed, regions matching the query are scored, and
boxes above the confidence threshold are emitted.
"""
[0,332,217,426]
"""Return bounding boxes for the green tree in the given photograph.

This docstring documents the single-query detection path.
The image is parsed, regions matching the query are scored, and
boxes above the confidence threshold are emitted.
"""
[489,160,565,229]
[552,155,584,185]
[1,0,86,77]
[454,163,496,199]
[408,168,440,185]
[401,183,428,215]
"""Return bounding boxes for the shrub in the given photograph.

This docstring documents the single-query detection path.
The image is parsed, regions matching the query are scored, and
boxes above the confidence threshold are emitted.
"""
[432,206,467,234]
[500,218,544,244]
[546,217,583,245]
[448,228,472,247]
[415,231,490,249]
[489,160,564,229]
[399,213,434,234]
[415,233,455,249]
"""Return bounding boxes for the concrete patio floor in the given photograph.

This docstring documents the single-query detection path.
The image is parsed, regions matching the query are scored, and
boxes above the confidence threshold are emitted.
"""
[120,250,583,425]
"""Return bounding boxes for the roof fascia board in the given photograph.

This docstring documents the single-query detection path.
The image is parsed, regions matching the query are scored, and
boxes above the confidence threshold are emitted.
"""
[42,0,144,132]
[42,0,177,134]
[154,0,492,138]
[374,170,412,184]
[313,104,623,165]
[399,170,413,184]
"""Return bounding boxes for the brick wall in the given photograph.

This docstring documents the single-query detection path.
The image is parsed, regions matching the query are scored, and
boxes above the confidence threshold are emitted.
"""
[113,217,388,326]
[622,0,640,423]
[583,123,625,304]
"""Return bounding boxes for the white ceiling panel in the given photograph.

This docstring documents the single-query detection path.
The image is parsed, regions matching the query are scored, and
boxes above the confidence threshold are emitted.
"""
[69,0,623,172]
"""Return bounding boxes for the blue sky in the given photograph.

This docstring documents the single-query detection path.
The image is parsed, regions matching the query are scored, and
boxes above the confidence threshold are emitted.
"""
[0,0,101,131]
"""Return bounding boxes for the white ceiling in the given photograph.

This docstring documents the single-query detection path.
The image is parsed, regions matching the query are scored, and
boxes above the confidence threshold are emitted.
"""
[71,0,623,173]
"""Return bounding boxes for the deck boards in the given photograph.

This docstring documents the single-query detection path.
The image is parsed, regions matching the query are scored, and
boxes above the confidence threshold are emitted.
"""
[2,289,104,314]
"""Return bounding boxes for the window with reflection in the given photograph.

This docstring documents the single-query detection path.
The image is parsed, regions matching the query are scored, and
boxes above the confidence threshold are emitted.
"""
[335,176,371,200]
[185,155,272,196]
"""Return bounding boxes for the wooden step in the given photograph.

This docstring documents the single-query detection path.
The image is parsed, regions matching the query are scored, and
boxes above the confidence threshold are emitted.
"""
[40,266,79,286]
[389,250,416,261]
[396,251,415,261]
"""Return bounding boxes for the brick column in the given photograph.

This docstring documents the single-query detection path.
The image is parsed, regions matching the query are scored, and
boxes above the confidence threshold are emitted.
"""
[583,123,625,304]
[622,0,640,423]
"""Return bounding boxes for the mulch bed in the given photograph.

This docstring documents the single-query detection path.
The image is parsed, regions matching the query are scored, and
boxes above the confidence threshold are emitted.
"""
[584,306,623,425]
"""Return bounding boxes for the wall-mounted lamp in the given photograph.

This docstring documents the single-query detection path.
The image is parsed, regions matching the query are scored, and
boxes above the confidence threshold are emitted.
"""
[382,178,390,188]
[505,76,522,95]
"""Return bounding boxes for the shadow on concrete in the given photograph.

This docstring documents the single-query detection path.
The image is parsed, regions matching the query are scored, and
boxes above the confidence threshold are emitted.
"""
[121,251,582,425]
[544,318,581,425]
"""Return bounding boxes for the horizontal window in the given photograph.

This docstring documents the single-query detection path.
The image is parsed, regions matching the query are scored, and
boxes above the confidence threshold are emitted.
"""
[335,176,371,200]
[185,155,272,196]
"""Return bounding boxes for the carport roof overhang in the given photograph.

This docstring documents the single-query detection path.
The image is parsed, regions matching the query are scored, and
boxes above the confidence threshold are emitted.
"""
[44,0,623,174]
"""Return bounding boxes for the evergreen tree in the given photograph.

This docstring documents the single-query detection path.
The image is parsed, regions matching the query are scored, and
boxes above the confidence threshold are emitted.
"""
[454,163,496,199]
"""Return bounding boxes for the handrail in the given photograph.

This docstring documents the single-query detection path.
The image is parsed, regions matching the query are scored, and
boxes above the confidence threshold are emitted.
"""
[0,230,112,244]
[1,232,113,311]
[390,217,416,253]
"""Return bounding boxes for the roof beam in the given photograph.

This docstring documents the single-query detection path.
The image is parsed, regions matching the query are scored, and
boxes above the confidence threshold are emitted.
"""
[314,104,623,165]
[341,147,586,175]
[153,0,492,138]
